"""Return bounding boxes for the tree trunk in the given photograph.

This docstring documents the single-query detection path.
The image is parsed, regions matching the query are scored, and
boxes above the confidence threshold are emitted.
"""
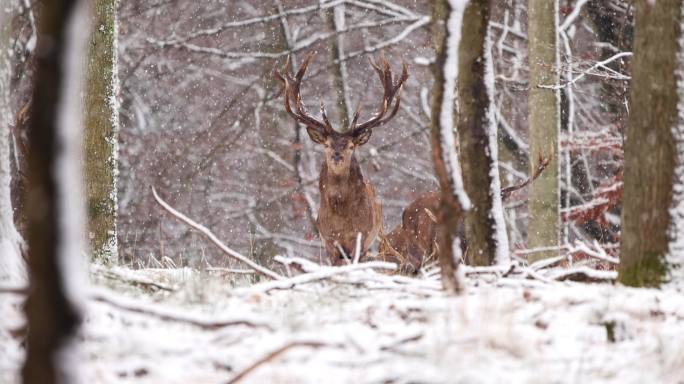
[527,0,560,262]
[619,0,684,287]
[23,0,86,383]
[457,0,510,266]
[84,0,119,264]
[0,0,26,284]
[324,4,351,129]
[430,0,471,294]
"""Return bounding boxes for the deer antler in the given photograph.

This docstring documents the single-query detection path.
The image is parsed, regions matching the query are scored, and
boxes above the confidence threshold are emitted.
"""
[274,52,333,134]
[500,155,551,200]
[351,54,409,133]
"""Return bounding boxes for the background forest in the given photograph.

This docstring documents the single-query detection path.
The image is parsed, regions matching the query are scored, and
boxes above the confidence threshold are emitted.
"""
[4,0,684,383]
[9,0,629,268]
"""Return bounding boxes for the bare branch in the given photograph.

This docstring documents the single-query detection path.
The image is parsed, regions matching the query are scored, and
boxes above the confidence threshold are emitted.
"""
[151,187,284,280]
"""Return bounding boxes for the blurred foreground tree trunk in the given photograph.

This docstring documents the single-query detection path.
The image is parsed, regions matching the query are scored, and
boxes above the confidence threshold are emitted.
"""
[430,0,471,294]
[0,0,26,283]
[23,0,86,382]
[84,0,119,264]
[527,0,560,262]
[619,0,684,287]
[457,0,509,266]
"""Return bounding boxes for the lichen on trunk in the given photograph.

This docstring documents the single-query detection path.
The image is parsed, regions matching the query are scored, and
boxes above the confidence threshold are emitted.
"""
[527,0,561,263]
[619,0,684,287]
[84,0,119,264]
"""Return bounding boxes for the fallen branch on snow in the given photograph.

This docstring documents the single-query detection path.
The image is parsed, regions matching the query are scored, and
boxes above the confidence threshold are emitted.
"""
[152,187,284,280]
[275,256,442,294]
[568,240,619,265]
[545,267,617,282]
[0,284,27,295]
[90,287,274,331]
[240,258,398,294]
[226,340,344,384]
[92,264,177,292]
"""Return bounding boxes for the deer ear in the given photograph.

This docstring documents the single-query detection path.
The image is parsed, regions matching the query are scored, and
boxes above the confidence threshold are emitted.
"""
[306,126,327,144]
[352,128,372,145]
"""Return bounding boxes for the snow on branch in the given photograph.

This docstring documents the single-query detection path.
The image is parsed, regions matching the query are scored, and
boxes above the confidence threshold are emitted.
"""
[240,256,398,294]
[92,264,177,292]
[151,187,284,280]
[439,0,471,210]
[545,267,617,282]
[90,287,274,330]
[2,286,275,331]
[539,52,633,90]
[559,0,590,31]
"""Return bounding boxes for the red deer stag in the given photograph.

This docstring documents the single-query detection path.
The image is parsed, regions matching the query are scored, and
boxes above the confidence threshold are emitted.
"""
[276,53,408,266]
[380,156,549,274]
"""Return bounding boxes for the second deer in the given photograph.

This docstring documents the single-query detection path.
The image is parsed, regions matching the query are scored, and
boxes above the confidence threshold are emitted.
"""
[276,53,408,266]
[379,157,549,274]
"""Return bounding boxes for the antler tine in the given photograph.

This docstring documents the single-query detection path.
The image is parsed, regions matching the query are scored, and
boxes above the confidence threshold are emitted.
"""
[352,57,409,132]
[375,61,409,125]
[275,52,331,132]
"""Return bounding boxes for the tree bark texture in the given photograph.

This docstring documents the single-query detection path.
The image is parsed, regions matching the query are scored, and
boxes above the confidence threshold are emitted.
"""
[457,0,509,266]
[619,0,683,287]
[0,0,26,283]
[527,0,560,262]
[430,0,469,294]
[325,4,351,129]
[84,0,119,264]
[23,0,84,383]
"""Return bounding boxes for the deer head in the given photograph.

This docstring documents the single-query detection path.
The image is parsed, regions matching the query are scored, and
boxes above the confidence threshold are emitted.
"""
[275,52,408,176]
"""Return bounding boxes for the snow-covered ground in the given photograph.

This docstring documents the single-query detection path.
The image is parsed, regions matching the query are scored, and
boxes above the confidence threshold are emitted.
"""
[2,264,684,384]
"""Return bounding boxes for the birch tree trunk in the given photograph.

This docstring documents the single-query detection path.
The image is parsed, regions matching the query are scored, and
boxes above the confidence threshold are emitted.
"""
[619,0,684,287]
[0,0,26,284]
[430,0,471,294]
[457,0,510,266]
[84,0,119,264]
[527,0,560,262]
[23,0,87,382]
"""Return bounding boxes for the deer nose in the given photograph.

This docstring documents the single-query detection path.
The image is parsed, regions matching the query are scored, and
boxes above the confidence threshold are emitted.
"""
[332,152,343,162]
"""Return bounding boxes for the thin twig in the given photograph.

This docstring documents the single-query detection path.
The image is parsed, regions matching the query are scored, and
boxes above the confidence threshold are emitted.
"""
[226,341,340,384]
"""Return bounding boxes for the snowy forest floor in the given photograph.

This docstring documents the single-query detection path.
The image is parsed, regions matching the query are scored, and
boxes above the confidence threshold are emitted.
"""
[2,263,684,384]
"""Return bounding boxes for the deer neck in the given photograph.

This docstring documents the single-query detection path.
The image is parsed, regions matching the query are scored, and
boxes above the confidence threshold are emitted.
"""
[320,156,364,208]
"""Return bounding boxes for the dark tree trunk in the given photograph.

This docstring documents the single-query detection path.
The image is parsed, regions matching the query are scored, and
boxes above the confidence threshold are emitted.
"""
[619,0,684,287]
[457,0,509,266]
[23,0,83,383]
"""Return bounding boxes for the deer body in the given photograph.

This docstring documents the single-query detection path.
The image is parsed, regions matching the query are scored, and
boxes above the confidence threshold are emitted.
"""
[380,158,549,274]
[276,53,407,265]
[318,158,382,263]
[379,192,462,274]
